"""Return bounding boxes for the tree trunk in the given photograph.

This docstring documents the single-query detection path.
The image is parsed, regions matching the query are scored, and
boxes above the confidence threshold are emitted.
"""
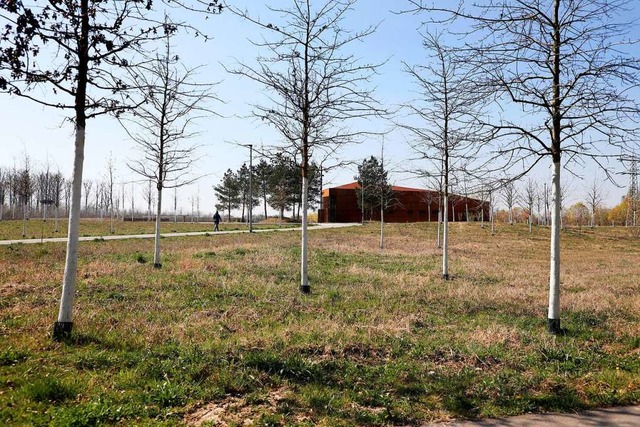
[55,205,59,232]
[154,186,163,268]
[54,126,85,339]
[442,194,449,280]
[300,175,310,293]
[380,200,384,250]
[263,194,268,219]
[436,207,442,248]
[22,203,27,238]
[548,160,562,333]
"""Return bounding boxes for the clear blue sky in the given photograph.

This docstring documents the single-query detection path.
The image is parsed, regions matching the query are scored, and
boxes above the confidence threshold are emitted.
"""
[1,1,636,215]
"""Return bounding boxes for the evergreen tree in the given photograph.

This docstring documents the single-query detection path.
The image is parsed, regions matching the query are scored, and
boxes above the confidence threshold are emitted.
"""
[355,156,393,220]
[213,169,241,221]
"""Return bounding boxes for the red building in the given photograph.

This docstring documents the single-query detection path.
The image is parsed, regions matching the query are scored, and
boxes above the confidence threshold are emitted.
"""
[318,182,489,223]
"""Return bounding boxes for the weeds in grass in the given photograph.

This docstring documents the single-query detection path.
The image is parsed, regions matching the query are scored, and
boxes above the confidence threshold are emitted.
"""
[1,223,639,425]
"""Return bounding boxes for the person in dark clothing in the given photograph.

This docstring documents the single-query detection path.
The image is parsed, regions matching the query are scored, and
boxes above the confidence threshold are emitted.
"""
[213,210,221,232]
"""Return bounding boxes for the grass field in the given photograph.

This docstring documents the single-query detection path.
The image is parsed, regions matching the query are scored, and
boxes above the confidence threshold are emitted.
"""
[1,222,639,426]
[0,218,298,241]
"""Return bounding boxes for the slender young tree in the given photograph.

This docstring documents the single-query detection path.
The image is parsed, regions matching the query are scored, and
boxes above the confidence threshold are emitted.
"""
[502,181,517,225]
[0,0,221,340]
[585,178,605,228]
[121,28,215,268]
[523,179,537,233]
[0,168,6,220]
[228,0,381,293]
[400,32,486,280]
[409,0,640,333]
[104,154,116,234]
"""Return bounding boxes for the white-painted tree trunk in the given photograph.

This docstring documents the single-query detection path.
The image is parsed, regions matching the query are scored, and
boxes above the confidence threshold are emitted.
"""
[548,160,562,333]
[380,203,384,250]
[54,126,85,338]
[442,194,449,280]
[300,176,310,293]
[154,186,162,268]
[22,203,27,237]
[436,208,442,248]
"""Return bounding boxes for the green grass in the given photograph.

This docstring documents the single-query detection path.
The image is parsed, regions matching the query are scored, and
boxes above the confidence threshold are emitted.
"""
[1,222,639,425]
[0,218,304,241]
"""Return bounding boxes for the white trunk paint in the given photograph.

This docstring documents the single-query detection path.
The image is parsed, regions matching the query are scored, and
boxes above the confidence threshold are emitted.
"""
[380,204,384,250]
[548,160,561,321]
[154,186,163,267]
[436,209,441,248]
[57,126,85,324]
[300,176,309,290]
[442,194,449,279]
[22,204,27,237]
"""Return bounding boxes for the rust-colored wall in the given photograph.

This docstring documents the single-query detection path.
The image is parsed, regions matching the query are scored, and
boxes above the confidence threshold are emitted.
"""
[319,187,489,223]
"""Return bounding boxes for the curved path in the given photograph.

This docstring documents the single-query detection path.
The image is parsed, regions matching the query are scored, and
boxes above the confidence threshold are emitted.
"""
[423,405,640,426]
[0,222,360,245]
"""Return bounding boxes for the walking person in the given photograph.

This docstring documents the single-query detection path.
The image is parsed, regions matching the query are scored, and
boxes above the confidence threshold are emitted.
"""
[213,210,221,232]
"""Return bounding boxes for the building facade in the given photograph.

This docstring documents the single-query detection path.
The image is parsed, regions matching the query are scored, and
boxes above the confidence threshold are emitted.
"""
[318,182,489,223]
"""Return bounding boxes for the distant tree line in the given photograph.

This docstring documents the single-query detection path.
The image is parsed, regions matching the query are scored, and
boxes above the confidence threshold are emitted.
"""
[213,154,321,222]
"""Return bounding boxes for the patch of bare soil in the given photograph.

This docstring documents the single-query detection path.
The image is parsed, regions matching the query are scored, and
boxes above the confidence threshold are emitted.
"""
[184,388,300,426]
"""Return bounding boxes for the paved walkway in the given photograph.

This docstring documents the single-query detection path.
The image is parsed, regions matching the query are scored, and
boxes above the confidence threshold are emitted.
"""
[0,222,360,245]
[425,405,640,426]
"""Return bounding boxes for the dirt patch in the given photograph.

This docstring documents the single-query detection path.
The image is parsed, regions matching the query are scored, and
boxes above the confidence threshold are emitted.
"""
[184,388,295,426]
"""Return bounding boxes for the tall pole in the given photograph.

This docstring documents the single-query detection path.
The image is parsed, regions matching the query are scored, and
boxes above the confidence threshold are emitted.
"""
[249,144,253,232]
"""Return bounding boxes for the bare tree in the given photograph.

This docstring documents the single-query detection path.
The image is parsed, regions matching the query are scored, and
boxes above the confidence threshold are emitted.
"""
[228,0,381,293]
[104,154,116,234]
[585,178,606,228]
[51,171,64,232]
[121,30,215,268]
[82,180,93,215]
[0,1,224,340]
[0,168,6,220]
[410,0,640,334]
[400,32,486,280]
[522,179,537,233]
[501,181,517,225]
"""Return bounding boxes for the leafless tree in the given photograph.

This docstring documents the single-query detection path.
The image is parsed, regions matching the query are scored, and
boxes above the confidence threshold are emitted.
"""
[227,0,382,293]
[51,171,64,232]
[121,29,216,267]
[399,32,486,280]
[522,179,537,233]
[502,181,517,225]
[0,0,222,340]
[409,0,640,334]
[585,178,606,228]
[104,154,116,234]
[0,168,6,220]
[82,180,93,215]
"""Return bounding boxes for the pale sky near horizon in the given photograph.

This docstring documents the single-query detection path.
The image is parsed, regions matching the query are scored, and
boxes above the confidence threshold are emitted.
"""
[0,1,637,215]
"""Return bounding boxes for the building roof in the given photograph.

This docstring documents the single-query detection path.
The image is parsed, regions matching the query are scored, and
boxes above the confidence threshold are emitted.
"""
[325,182,433,193]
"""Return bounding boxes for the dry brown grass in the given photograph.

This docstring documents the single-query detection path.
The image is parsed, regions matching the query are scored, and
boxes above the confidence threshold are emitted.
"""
[1,222,640,425]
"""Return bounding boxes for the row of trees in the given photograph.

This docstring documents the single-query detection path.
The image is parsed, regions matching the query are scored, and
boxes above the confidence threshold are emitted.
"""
[213,156,322,222]
[2,0,639,339]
